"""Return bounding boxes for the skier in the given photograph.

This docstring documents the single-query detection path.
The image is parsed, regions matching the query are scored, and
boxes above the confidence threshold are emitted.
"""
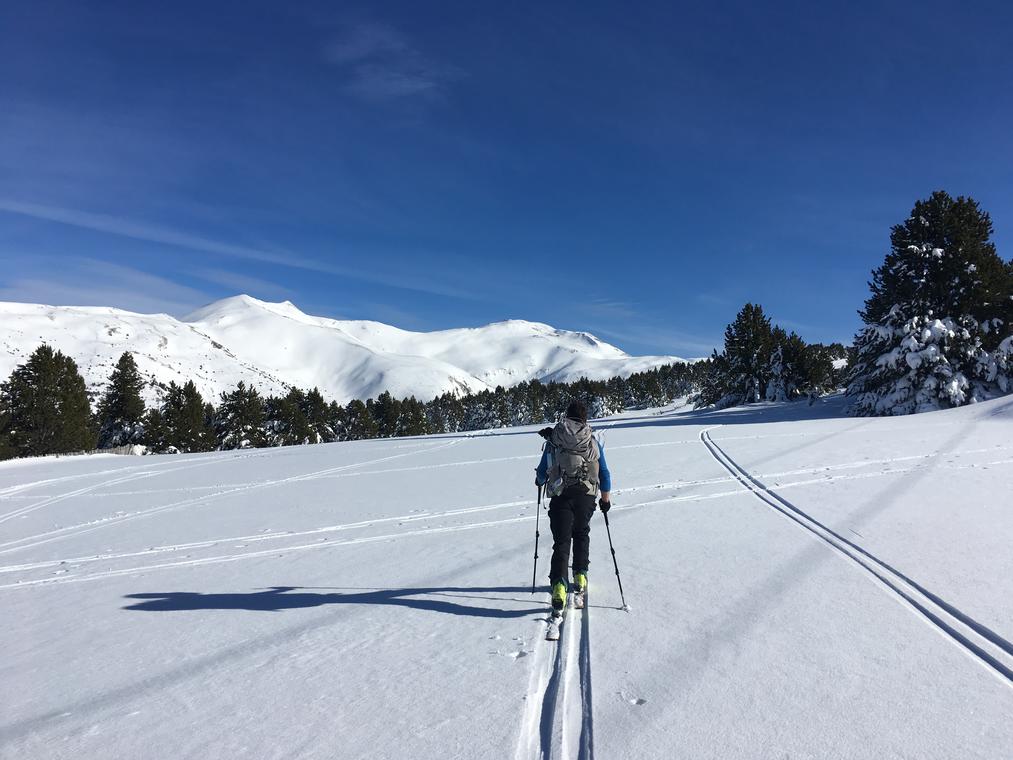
[535,399,611,620]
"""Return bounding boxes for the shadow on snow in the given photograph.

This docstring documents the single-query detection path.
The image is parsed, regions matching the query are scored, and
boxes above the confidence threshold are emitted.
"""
[423,394,853,442]
[123,585,547,618]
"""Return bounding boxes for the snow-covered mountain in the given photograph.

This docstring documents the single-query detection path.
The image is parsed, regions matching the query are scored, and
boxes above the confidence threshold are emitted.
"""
[0,295,688,404]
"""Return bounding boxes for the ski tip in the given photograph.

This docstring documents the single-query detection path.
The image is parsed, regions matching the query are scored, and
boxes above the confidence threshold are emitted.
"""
[621,603,632,613]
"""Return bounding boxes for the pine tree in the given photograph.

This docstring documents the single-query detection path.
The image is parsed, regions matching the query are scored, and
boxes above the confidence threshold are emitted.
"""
[694,351,733,408]
[343,399,378,440]
[96,352,146,448]
[302,387,333,443]
[766,329,808,401]
[0,344,96,458]
[368,391,400,438]
[176,381,214,451]
[215,382,266,449]
[265,388,312,446]
[861,191,1012,337]
[849,192,1013,414]
[396,396,430,436]
[142,408,168,453]
[724,303,774,404]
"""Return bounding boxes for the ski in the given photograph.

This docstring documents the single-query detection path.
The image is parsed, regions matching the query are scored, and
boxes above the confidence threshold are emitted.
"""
[573,588,585,610]
[545,610,564,641]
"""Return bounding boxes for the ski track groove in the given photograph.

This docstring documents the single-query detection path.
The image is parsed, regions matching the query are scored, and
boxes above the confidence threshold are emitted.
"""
[0,439,462,556]
[0,488,757,587]
[699,426,1013,687]
[514,594,595,760]
[7,451,1013,589]
[0,455,237,525]
[6,431,1012,598]
[577,601,595,760]
[10,447,1010,576]
[4,442,1009,502]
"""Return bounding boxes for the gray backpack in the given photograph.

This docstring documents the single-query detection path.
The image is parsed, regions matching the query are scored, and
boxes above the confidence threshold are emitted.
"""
[545,418,600,497]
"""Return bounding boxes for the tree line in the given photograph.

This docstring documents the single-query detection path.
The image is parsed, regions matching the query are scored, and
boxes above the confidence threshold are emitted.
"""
[694,305,848,408]
[0,348,707,460]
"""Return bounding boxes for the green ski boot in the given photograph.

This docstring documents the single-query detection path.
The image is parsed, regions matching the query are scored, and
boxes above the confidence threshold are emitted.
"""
[573,572,587,609]
[551,579,568,613]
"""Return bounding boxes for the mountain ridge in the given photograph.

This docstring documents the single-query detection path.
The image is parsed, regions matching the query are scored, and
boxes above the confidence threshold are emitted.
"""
[0,295,691,404]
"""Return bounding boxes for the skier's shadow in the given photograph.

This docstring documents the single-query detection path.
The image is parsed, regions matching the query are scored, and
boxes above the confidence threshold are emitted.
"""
[123,585,546,619]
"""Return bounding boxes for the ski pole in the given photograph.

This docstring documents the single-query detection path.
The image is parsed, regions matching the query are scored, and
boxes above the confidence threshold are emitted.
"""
[602,510,628,610]
[531,484,543,593]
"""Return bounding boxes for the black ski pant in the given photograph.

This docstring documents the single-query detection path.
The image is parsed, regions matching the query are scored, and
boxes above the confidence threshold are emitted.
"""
[548,484,596,584]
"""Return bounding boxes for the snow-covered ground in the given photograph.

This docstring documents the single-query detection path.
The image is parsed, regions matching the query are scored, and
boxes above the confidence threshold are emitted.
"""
[1,396,1011,759]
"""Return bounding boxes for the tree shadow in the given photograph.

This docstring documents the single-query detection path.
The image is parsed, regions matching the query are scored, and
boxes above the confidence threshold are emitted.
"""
[123,585,547,619]
[596,394,853,433]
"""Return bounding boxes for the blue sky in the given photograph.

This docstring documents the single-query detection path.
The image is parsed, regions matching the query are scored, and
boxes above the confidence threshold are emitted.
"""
[1,1,1011,357]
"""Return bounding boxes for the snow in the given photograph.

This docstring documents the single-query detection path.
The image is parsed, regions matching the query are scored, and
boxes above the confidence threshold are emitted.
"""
[0,296,689,405]
[1,396,1012,759]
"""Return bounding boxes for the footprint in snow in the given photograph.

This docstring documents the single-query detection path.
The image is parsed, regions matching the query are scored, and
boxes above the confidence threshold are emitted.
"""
[619,691,647,706]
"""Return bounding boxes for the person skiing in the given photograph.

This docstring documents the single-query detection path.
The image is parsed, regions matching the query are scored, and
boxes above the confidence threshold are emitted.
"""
[534,399,611,618]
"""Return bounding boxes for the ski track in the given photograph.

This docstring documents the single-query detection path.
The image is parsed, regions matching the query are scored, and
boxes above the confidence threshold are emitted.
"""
[699,426,1013,688]
[513,594,595,760]
[0,439,462,556]
[7,454,1013,589]
[5,434,1013,591]
[0,455,237,525]
[0,445,303,499]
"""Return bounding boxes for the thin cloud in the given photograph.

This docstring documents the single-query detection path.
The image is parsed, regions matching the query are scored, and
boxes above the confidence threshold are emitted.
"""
[590,323,720,358]
[0,258,213,316]
[0,199,481,301]
[323,22,462,101]
[0,198,300,267]
[192,268,294,301]
[579,298,639,320]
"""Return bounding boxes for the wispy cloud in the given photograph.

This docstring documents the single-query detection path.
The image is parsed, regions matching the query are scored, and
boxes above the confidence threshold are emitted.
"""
[695,291,733,308]
[323,22,462,101]
[0,199,481,301]
[191,268,294,301]
[590,323,720,358]
[0,258,213,316]
[0,198,299,267]
[578,298,639,320]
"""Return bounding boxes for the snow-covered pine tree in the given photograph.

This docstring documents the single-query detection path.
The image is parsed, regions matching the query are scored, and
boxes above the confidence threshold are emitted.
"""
[96,352,146,448]
[849,192,1013,415]
[693,351,734,408]
[724,303,774,404]
[800,343,839,397]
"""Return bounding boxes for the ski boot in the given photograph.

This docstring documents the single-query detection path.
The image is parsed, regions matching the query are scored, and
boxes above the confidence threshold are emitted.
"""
[546,579,568,641]
[572,572,587,609]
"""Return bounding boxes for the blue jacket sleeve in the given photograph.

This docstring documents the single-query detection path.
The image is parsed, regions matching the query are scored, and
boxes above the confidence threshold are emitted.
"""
[597,440,612,492]
[535,446,550,486]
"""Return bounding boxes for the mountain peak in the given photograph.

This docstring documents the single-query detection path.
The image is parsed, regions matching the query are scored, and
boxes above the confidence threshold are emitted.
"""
[184,295,307,323]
